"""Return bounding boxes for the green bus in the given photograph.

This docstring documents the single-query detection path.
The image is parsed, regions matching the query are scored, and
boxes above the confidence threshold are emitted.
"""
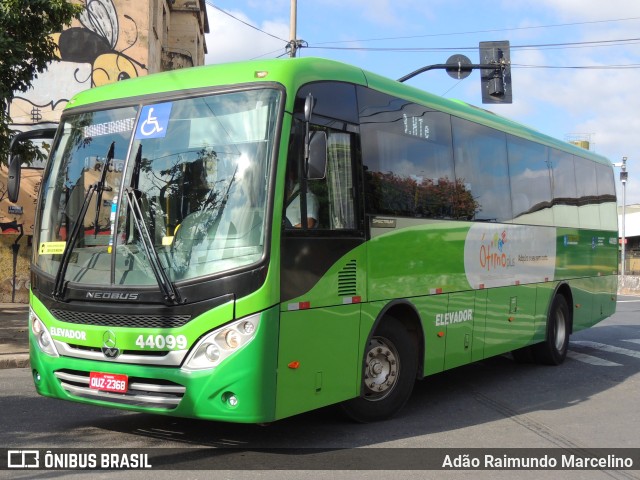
[28,57,618,423]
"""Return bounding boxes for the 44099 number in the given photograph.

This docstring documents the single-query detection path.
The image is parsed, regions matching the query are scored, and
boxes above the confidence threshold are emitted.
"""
[135,334,188,350]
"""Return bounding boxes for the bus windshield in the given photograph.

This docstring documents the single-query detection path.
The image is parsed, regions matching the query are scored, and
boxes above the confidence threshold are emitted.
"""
[35,88,280,288]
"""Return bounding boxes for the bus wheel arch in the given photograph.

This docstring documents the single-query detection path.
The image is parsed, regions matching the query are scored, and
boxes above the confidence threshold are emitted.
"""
[533,285,573,365]
[340,301,422,422]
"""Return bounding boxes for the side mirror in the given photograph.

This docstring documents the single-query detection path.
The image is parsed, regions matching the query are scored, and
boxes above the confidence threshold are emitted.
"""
[304,93,313,122]
[7,154,21,203]
[307,131,327,180]
[302,93,327,180]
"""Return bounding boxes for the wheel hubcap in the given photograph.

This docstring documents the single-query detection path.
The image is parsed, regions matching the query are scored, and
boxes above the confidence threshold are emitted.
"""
[555,310,566,351]
[363,337,399,400]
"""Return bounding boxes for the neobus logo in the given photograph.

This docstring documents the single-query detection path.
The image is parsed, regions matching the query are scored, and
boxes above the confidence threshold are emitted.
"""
[102,330,120,359]
[86,292,140,300]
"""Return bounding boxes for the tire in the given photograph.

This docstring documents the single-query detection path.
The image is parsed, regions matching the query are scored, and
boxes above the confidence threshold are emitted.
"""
[340,316,418,423]
[533,294,570,365]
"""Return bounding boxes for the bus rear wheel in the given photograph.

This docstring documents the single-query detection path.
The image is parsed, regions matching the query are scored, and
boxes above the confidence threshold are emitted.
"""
[340,317,418,423]
[533,294,570,365]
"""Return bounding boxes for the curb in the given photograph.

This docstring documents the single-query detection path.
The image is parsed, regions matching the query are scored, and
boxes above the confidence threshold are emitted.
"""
[0,353,30,369]
[0,304,28,311]
[1,304,29,369]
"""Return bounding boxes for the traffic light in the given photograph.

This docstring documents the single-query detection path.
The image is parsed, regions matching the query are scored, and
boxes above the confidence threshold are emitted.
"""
[479,41,512,104]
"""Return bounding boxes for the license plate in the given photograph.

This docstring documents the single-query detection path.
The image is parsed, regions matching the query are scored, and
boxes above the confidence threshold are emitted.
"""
[89,371,128,393]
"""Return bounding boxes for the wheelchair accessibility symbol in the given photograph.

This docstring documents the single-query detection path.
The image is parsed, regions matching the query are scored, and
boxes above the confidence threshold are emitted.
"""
[135,102,172,139]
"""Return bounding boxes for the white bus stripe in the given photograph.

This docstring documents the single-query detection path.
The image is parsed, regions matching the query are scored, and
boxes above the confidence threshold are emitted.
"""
[567,350,621,367]
[571,340,640,360]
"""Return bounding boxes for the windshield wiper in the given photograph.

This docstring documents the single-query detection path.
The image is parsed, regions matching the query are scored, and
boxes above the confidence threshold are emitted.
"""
[130,144,142,190]
[52,183,98,300]
[125,187,182,305]
[92,142,115,237]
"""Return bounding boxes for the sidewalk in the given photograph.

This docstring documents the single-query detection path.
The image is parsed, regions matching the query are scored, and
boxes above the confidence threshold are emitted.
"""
[0,302,29,369]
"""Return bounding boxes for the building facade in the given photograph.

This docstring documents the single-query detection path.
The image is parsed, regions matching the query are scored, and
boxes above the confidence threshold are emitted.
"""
[0,0,209,302]
[619,204,640,275]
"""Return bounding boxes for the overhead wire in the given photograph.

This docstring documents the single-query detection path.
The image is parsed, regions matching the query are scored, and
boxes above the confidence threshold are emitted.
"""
[313,16,640,45]
[205,4,640,69]
[204,0,288,44]
[306,37,640,53]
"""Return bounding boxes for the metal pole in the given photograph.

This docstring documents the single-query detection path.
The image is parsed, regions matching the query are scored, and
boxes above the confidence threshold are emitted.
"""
[620,157,627,277]
[289,0,297,57]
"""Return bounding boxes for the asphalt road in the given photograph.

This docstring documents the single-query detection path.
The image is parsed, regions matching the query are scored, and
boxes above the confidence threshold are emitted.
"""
[1,297,639,479]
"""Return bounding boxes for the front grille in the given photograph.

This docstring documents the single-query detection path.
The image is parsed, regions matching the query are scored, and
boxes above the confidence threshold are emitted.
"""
[51,309,191,328]
[54,340,187,366]
[54,369,186,410]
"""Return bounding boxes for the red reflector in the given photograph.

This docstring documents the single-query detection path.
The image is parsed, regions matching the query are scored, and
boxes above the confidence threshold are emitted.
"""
[288,361,300,369]
[437,331,445,338]
[342,296,362,304]
[288,301,311,311]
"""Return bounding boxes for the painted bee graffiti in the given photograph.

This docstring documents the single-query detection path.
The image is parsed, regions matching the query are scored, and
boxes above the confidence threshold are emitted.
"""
[51,0,147,87]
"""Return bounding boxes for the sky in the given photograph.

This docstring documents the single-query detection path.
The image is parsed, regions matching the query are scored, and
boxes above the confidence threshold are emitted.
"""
[203,0,640,205]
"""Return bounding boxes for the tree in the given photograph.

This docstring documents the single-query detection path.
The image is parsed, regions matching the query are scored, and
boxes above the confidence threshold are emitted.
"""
[0,0,82,164]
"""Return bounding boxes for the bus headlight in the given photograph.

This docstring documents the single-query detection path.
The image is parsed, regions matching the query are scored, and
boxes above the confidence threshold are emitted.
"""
[30,308,59,357]
[182,313,260,371]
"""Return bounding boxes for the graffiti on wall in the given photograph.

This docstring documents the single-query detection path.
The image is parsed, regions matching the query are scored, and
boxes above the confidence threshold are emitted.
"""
[1,0,160,302]
[9,0,148,128]
[2,0,150,240]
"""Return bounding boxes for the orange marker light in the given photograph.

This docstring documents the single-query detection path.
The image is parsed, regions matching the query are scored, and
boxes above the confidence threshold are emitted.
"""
[437,331,445,338]
[288,361,300,369]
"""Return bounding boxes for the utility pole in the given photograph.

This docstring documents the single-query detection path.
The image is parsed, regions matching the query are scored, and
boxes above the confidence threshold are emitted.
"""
[289,0,298,57]
[620,157,628,278]
[614,157,628,277]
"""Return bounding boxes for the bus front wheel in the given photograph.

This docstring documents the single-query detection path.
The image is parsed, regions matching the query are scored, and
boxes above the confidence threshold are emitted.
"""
[340,317,418,423]
[533,294,570,365]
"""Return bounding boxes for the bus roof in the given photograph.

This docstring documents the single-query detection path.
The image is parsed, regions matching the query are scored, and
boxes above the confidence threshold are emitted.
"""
[66,57,611,166]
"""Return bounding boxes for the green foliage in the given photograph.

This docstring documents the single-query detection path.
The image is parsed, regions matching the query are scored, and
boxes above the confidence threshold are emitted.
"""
[0,0,82,164]
[366,171,480,220]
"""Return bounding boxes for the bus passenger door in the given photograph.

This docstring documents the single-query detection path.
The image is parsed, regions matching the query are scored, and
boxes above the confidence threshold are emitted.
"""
[443,291,476,370]
[276,123,366,420]
[483,285,536,358]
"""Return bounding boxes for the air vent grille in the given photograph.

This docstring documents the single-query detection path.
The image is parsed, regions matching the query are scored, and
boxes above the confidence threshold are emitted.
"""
[338,259,357,296]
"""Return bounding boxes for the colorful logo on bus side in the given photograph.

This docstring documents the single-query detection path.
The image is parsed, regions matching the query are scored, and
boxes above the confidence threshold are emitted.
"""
[479,230,515,271]
[464,224,557,289]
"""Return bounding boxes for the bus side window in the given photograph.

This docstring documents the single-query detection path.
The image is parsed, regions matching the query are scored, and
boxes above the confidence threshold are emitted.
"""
[285,128,357,231]
[451,116,511,222]
[284,122,318,229]
[323,132,356,229]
